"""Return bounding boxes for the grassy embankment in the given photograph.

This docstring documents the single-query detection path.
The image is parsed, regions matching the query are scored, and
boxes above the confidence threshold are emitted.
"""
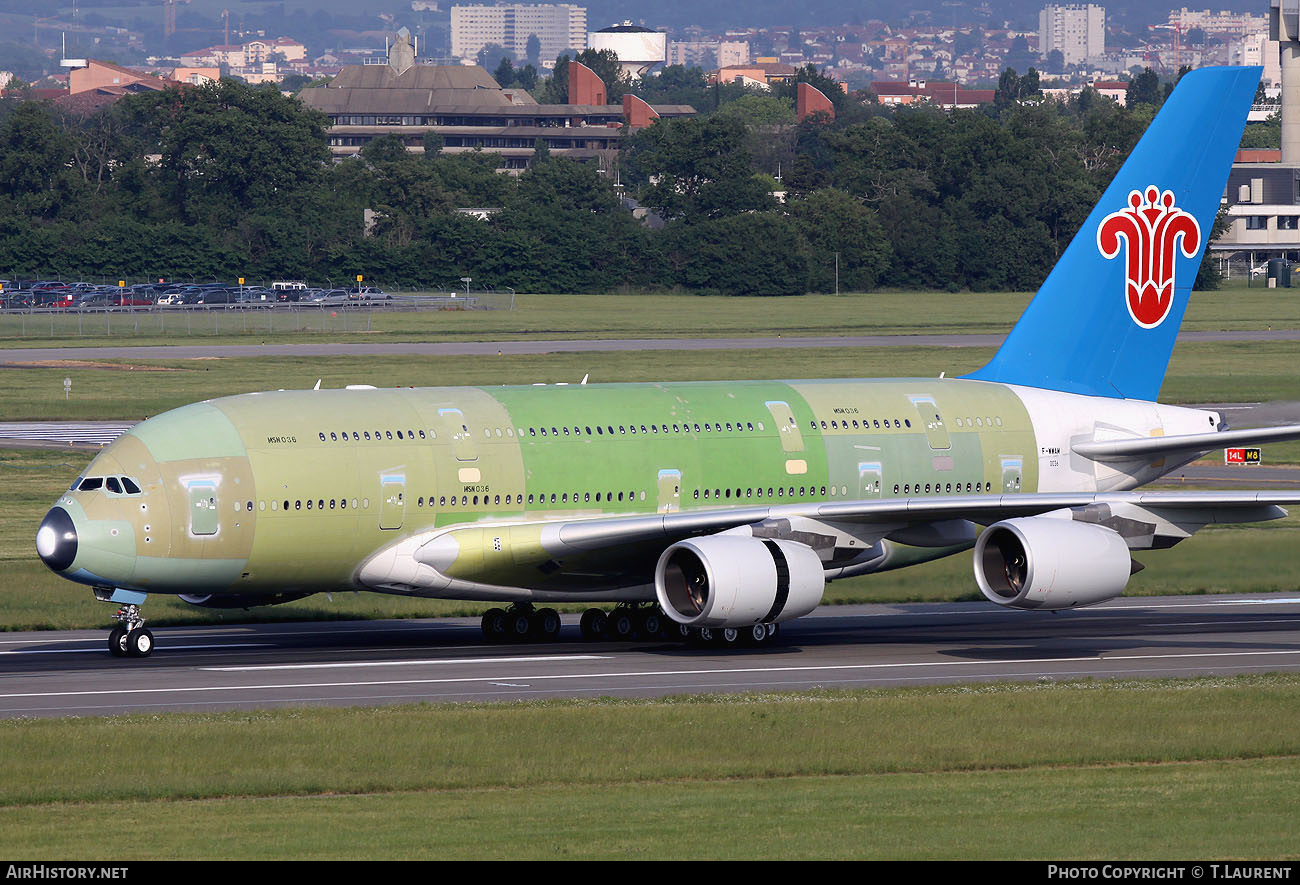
[1,677,1299,859]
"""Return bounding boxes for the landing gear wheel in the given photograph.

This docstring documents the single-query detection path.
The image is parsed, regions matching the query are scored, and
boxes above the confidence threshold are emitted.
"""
[742,624,770,646]
[579,608,608,641]
[637,608,665,639]
[108,624,128,657]
[481,608,508,642]
[715,627,742,647]
[533,608,561,641]
[508,608,533,641]
[606,608,636,640]
[126,628,154,658]
[696,627,715,645]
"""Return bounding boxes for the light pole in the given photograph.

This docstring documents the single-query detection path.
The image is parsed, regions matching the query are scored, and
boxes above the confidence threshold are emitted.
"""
[459,277,471,298]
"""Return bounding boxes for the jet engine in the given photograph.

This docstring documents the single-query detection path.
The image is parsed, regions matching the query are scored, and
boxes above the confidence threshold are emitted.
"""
[973,517,1135,610]
[179,592,314,609]
[654,535,824,628]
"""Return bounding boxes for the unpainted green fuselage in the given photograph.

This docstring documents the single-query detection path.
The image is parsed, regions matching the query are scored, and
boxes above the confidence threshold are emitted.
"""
[53,378,1041,600]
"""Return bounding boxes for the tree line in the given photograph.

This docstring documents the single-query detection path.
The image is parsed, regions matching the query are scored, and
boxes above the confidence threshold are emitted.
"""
[0,69,1195,294]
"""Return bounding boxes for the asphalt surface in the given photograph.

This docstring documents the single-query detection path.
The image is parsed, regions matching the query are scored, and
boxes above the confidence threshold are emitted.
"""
[3,328,1300,362]
[2,595,1299,718]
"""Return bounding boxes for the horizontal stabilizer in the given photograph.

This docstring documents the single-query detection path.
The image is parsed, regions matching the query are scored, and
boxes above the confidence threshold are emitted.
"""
[1072,424,1300,463]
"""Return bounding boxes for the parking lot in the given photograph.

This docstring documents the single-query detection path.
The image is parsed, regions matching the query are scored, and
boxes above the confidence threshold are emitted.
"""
[0,281,515,337]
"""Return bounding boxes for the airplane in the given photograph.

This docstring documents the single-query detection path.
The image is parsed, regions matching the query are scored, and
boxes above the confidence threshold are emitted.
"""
[35,65,1300,658]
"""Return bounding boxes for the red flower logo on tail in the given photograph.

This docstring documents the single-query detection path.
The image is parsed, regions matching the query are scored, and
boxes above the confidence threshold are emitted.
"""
[1096,185,1200,329]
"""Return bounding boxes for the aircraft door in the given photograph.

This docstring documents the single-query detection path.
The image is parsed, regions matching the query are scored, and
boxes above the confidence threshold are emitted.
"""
[858,461,883,499]
[657,469,681,513]
[438,408,478,462]
[910,396,951,450]
[379,473,406,530]
[1001,457,1023,493]
[187,481,218,536]
[766,401,805,452]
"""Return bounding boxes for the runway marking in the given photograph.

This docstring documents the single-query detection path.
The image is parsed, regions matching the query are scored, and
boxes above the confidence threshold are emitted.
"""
[4,649,1300,701]
[0,643,269,655]
[203,654,609,671]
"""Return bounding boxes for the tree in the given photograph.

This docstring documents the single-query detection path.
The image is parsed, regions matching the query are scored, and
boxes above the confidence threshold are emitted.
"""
[476,43,512,72]
[0,102,89,221]
[627,115,776,221]
[787,188,891,292]
[126,79,331,227]
[662,213,809,295]
[534,49,631,104]
[1126,68,1162,109]
[525,34,541,67]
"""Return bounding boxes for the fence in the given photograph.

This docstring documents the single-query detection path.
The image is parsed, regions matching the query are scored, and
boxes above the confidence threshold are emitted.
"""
[0,290,515,339]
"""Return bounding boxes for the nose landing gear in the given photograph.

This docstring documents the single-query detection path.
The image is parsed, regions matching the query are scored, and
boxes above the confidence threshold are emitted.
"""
[107,604,154,658]
[94,588,155,658]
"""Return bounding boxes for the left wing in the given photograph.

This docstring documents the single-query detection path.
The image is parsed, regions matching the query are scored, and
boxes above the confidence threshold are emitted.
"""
[1072,424,1300,463]
[354,490,1300,596]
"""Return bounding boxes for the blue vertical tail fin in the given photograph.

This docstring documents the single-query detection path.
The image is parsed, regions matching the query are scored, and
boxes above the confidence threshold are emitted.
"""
[964,66,1260,401]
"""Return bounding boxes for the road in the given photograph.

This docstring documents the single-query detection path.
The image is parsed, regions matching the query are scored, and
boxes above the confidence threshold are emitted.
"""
[2,595,1299,718]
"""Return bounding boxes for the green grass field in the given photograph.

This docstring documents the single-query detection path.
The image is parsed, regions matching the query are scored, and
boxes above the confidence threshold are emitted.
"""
[1,677,1298,859]
[2,286,1299,349]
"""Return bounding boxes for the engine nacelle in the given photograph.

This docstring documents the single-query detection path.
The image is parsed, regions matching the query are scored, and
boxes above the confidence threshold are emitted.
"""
[654,535,824,628]
[973,516,1134,610]
[178,592,313,609]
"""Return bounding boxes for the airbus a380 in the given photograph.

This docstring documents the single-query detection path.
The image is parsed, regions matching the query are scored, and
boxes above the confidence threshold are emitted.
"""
[35,66,1300,658]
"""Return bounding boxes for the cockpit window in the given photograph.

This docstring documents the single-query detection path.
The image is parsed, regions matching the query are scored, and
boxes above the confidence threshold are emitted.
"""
[76,476,142,496]
[69,476,84,491]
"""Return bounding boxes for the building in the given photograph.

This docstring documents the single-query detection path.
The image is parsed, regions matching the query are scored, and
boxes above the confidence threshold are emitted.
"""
[668,41,749,68]
[179,36,308,74]
[299,31,693,168]
[450,4,586,65]
[1039,4,1105,66]
[587,23,666,80]
[711,61,798,89]
[1167,7,1269,38]
[67,59,165,95]
[871,79,995,108]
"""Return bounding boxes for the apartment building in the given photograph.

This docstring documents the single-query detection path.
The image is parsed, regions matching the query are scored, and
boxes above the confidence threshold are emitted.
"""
[450,4,587,65]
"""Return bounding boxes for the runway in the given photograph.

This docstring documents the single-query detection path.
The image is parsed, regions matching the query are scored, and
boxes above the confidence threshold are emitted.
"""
[3,595,1299,718]
[2,328,1300,363]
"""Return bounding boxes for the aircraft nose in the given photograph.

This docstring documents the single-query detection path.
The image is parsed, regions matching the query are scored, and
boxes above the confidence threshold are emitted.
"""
[36,507,78,572]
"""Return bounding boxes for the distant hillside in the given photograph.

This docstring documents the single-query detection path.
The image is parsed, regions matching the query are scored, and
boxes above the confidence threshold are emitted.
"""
[582,0,1261,33]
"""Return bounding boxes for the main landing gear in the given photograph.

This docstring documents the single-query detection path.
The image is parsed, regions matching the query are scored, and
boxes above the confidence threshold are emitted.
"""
[480,603,562,643]
[107,603,154,658]
[476,602,781,647]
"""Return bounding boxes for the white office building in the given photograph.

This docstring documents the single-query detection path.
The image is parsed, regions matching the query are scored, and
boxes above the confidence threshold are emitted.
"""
[1039,4,1106,66]
[450,4,587,65]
